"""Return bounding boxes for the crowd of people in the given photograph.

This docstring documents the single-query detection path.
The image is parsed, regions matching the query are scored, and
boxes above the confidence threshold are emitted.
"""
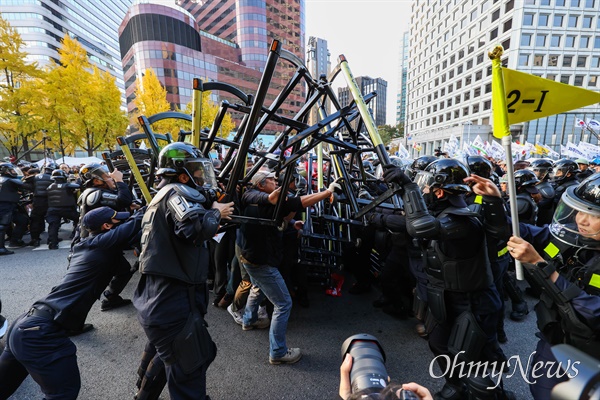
[0,146,599,400]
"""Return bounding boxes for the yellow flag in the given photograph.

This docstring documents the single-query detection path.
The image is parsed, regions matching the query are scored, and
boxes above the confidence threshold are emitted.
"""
[490,48,511,139]
[503,68,600,125]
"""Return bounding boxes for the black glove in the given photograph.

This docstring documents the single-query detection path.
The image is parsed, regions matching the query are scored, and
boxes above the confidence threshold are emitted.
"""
[383,165,411,185]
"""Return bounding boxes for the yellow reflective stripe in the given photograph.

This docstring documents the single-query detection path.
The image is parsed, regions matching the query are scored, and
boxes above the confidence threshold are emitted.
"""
[498,247,508,257]
[589,273,600,289]
[544,242,560,258]
[474,195,483,204]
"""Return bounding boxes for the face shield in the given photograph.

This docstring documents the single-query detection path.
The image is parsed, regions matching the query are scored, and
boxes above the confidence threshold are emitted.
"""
[414,171,437,194]
[550,187,600,249]
[185,159,218,189]
[529,166,551,181]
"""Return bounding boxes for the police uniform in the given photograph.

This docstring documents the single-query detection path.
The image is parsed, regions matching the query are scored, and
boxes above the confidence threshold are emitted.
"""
[133,183,220,400]
[535,180,555,226]
[0,209,142,399]
[0,170,24,255]
[46,177,80,248]
[23,170,53,245]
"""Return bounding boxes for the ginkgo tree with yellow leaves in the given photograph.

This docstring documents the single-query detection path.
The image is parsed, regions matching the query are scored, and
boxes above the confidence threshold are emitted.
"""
[132,67,236,140]
[43,35,128,156]
[0,16,45,160]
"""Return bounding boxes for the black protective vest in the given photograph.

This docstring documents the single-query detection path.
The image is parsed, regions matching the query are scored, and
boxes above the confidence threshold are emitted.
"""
[424,208,494,292]
[33,173,53,197]
[0,176,22,203]
[514,192,538,225]
[47,183,78,208]
[138,184,213,284]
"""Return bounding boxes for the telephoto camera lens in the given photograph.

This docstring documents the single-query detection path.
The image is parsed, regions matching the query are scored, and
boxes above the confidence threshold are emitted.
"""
[341,334,388,396]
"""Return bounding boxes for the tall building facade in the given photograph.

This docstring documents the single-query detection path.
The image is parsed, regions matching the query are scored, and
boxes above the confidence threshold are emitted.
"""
[119,0,306,134]
[406,0,600,157]
[396,31,409,128]
[338,76,388,128]
[306,36,331,125]
[1,0,132,105]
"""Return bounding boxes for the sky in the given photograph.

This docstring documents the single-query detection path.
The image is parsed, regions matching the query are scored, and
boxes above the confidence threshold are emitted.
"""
[305,0,414,126]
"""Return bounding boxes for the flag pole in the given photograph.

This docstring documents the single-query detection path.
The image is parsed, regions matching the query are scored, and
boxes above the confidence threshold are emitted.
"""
[489,45,524,281]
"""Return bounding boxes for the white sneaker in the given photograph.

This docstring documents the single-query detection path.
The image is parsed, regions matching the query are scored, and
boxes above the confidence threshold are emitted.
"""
[269,348,302,365]
[227,304,243,326]
[258,305,269,320]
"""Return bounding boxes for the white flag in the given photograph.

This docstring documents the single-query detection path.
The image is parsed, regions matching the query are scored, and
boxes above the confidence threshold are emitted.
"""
[587,119,600,131]
[566,141,585,158]
[397,143,410,159]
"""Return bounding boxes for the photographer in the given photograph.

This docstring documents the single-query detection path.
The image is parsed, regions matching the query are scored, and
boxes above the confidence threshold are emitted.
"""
[339,354,433,400]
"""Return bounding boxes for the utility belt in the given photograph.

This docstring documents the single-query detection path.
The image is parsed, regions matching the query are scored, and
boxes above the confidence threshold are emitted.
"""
[27,304,56,320]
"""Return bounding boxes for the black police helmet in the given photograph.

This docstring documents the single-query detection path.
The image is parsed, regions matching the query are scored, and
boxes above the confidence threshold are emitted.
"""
[0,162,21,178]
[407,155,438,179]
[466,155,493,179]
[43,162,57,174]
[514,169,540,190]
[415,158,471,195]
[80,162,109,183]
[552,159,580,183]
[51,169,68,182]
[157,142,217,189]
[574,173,600,207]
[528,158,554,180]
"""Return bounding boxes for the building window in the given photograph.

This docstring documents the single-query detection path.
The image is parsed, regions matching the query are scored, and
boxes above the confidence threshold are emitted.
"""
[492,9,500,21]
[582,16,593,28]
[455,95,461,104]
[447,99,453,107]
[474,87,481,97]
[560,75,570,84]
[570,0,580,5]
[502,38,511,50]
[595,36,600,49]
[465,75,472,85]
[484,100,491,110]
[519,54,529,67]
[472,104,480,113]
[568,15,578,27]
[565,36,575,47]
[588,75,598,86]
[523,14,534,26]
[574,75,584,86]
[467,60,473,69]
[546,74,556,81]
[549,55,559,66]
[585,0,596,6]
[485,83,492,93]
[490,28,498,40]
[577,56,587,67]
[535,35,546,46]
[538,14,549,26]
[551,35,561,47]
[476,70,483,80]
[540,0,551,4]
[563,55,573,66]
[592,56,600,68]
[464,91,471,101]
[463,107,469,116]
[556,0,565,4]
[534,55,544,66]
[580,37,590,48]
[505,0,514,11]
[553,15,563,27]
[457,65,463,74]
[503,19,513,32]
[456,80,462,89]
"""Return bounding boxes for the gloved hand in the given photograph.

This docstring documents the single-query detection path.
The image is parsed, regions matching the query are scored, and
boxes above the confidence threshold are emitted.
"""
[328,178,342,194]
[383,164,411,185]
[358,186,374,200]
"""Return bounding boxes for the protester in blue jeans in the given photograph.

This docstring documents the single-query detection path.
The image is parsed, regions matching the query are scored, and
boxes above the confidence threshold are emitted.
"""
[236,169,341,364]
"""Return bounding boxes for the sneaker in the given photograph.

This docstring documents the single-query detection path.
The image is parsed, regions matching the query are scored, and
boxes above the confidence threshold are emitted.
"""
[227,304,244,326]
[242,317,270,331]
[101,296,132,311]
[269,348,302,365]
[258,305,269,320]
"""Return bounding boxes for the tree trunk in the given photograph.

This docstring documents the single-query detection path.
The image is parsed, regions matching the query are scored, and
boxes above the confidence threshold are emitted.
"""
[20,134,31,161]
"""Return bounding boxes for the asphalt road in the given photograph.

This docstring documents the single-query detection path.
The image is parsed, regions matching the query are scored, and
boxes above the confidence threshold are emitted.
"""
[0,225,541,399]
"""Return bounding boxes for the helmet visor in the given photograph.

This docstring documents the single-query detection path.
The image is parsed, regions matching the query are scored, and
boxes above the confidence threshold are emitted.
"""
[414,171,436,194]
[186,159,217,189]
[88,165,110,181]
[550,187,600,249]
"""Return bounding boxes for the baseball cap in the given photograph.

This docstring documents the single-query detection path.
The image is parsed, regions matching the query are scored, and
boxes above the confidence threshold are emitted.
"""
[251,170,276,186]
[83,206,130,231]
[575,158,589,165]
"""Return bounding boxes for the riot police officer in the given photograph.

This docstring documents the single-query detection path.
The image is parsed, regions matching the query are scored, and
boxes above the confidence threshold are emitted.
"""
[511,169,540,225]
[528,159,555,226]
[77,162,137,312]
[468,173,600,399]
[133,142,234,400]
[0,163,24,255]
[552,159,580,207]
[383,159,511,400]
[23,163,55,247]
[46,170,80,249]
